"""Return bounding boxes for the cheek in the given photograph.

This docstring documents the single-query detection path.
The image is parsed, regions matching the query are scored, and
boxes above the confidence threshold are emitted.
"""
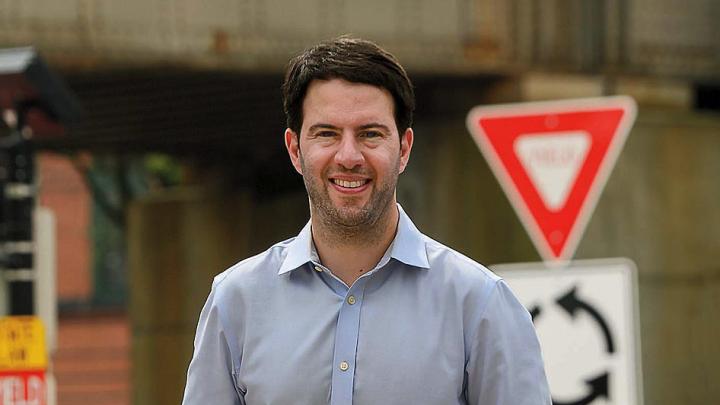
[299,149,327,177]
[380,147,403,169]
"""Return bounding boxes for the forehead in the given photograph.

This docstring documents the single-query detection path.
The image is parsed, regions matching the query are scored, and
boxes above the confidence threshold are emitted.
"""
[301,78,395,128]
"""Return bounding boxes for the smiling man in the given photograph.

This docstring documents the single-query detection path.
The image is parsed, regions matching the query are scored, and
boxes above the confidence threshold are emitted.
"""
[182,37,551,405]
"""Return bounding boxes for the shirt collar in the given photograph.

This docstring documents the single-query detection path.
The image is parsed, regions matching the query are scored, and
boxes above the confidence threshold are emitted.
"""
[278,204,429,275]
[390,204,430,269]
[278,220,316,275]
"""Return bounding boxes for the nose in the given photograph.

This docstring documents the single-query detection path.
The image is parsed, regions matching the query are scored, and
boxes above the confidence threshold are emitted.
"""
[334,134,364,169]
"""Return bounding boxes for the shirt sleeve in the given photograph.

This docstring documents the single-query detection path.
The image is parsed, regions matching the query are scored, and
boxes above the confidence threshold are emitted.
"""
[182,284,245,405]
[465,280,552,405]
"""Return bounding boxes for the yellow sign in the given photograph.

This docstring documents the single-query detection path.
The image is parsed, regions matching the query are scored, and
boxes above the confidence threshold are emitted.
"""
[0,316,47,371]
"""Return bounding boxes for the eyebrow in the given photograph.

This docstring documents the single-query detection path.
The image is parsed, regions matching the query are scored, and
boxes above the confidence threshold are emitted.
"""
[308,124,340,132]
[357,123,392,133]
[307,123,392,133]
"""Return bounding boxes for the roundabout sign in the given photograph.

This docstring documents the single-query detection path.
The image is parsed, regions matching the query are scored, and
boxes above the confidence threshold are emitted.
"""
[493,259,643,405]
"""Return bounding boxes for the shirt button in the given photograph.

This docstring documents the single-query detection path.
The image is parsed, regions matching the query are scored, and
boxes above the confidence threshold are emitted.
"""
[347,295,356,305]
[314,265,323,272]
[339,361,349,371]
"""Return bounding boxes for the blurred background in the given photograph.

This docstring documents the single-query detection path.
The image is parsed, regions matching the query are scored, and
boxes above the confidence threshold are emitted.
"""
[0,0,718,404]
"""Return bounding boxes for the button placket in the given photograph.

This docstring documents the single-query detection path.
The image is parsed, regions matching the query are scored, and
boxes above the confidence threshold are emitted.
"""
[329,279,368,405]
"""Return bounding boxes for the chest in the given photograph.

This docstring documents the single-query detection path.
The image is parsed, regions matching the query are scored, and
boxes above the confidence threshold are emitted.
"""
[235,282,467,405]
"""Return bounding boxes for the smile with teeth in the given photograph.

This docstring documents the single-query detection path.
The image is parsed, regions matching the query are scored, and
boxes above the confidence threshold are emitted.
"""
[332,179,369,189]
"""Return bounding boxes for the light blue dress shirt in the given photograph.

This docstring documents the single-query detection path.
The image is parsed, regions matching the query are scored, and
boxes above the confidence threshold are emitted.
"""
[182,205,551,405]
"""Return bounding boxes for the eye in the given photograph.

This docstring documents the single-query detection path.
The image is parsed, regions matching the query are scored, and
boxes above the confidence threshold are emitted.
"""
[317,131,337,138]
[361,130,382,138]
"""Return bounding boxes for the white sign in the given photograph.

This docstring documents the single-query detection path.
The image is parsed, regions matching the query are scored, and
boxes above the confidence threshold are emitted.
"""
[514,130,591,211]
[493,259,643,405]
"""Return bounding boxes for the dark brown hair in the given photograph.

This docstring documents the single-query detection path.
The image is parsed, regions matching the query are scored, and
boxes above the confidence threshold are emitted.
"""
[282,36,415,135]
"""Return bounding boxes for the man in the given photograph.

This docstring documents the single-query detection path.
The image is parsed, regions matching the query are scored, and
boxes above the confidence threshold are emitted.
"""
[183,37,551,405]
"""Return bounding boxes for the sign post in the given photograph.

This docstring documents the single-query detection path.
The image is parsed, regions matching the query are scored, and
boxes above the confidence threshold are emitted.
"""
[466,97,637,264]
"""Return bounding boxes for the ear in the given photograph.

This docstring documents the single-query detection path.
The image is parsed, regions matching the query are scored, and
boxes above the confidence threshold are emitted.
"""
[399,128,414,174]
[285,128,303,175]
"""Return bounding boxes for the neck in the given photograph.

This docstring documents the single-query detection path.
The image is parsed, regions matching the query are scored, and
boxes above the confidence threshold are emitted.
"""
[311,203,399,286]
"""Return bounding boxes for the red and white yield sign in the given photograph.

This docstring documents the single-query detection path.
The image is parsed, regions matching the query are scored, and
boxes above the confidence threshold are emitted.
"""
[466,96,637,263]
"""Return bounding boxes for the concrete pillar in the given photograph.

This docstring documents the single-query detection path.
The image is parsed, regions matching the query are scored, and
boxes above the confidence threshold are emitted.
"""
[127,185,309,405]
[127,188,252,405]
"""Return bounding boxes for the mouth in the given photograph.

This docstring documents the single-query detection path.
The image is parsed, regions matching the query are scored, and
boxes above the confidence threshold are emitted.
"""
[331,178,369,189]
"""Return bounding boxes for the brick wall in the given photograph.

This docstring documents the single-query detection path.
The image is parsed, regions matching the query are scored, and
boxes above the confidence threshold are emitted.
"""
[37,153,91,302]
[37,153,130,405]
[54,313,130,405]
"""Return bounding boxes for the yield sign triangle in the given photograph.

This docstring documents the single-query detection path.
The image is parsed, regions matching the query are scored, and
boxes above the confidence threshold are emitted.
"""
[466,96,637,263]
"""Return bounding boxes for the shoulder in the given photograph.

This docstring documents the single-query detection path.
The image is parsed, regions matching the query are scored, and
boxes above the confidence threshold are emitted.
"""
[418,236,506,312]
[422,235,501,286]
[194,238,297,339]
[211,237,294,296]
[417,236,532,335]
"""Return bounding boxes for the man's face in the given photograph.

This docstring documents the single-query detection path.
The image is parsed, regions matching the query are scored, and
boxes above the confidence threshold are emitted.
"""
[285,78,413,228]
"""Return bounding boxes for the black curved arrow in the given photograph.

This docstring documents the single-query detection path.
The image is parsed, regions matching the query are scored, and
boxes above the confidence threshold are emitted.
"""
[529,305,541,322]
[556,286,615,354]
[552,373,609,405]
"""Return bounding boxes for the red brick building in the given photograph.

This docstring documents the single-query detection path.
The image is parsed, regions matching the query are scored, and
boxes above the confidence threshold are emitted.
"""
[38,153,130,405]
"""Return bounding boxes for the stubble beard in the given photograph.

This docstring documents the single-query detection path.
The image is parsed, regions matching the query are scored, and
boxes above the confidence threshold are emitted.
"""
[300,155,399,247]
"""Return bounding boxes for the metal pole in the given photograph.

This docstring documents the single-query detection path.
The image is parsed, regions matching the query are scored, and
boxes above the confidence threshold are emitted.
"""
[1,122,36,315]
